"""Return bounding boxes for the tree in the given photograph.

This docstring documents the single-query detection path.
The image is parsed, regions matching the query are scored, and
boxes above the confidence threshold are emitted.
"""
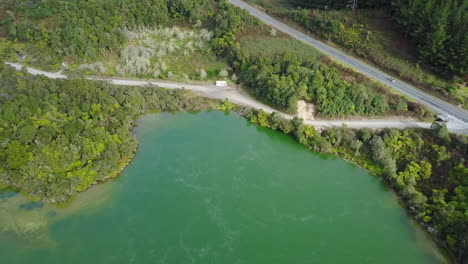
[219,69,229,77]
[382,156,397,178]
[431,123,451,145]
[370,136,386,162]
[19,124,37,144]
[6,140,31,169]
[396,99,408,112]
[449,164,468,185]
[199,69,207,79]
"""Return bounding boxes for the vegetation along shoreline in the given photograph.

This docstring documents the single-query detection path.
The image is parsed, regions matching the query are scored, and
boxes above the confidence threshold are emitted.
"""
[0,0,466,262]
[1,63,466,261]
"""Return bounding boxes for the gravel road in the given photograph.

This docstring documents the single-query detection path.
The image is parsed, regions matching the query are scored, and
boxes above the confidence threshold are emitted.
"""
[7,62,466,133]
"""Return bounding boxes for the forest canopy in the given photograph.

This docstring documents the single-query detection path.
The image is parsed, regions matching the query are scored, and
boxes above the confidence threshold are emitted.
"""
[392,0,468,77]
[289,0,468,78]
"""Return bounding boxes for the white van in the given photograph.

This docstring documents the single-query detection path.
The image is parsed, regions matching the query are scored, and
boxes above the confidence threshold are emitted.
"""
[216,81,227,87]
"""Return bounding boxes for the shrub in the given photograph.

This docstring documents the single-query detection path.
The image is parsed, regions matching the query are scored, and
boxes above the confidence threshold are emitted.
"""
[200,69,207,79]
[219,69,228,77]
[270,28,277,36]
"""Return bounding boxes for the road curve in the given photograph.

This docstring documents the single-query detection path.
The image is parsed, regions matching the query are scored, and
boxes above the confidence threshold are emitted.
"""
[3,61,457,132]
[227,0,468,129]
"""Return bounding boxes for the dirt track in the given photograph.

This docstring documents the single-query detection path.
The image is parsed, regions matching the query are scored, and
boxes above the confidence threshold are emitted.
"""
[8,61,468,133]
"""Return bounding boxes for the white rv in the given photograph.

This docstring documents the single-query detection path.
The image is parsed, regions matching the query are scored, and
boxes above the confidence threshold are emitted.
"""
[216,81,227,87]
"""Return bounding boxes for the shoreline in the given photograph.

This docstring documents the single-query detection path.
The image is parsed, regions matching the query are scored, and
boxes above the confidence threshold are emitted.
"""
[1,61,463,261]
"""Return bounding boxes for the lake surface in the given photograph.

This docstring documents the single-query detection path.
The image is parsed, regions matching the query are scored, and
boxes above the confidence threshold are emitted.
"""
[0,111,448,263]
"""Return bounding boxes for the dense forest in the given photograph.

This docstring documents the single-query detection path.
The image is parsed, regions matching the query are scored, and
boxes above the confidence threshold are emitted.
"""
[0,63,215,201]
[241,107,468,263]
[392,0,468,77]
[289,0,467,80]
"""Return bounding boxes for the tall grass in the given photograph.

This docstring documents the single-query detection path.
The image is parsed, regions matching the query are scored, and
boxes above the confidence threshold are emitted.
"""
[115,26,214,78]
[78,62,107,73]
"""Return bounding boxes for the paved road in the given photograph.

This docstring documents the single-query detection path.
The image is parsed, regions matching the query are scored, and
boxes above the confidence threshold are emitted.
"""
[228,0,468,132]
[6,61,441,131]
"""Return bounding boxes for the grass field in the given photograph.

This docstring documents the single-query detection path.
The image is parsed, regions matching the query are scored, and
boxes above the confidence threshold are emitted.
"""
[165,48,228,80]
[239,23,321,60]
[241,35,321,60]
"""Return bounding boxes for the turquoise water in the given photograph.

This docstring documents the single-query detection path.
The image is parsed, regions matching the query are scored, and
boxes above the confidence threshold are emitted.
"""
[0,111,448,263]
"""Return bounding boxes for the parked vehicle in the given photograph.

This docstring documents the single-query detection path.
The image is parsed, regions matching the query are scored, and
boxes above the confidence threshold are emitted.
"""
[216,81,227,87]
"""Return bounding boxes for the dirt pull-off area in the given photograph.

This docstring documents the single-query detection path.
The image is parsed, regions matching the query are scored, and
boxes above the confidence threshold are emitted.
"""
[297,100,315,120]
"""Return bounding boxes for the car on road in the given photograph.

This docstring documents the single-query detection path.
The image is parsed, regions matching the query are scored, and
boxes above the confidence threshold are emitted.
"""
[389,78,396,83]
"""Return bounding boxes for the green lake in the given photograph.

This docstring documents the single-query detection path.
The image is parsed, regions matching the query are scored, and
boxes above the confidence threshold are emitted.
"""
[0,111,449,263]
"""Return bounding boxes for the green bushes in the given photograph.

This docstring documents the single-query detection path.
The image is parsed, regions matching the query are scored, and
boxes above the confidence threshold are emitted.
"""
[235,51,393,116]
[289,9,364,50]
[227,41,415,117]
[0,63,215,201]
[212,0,251,54]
